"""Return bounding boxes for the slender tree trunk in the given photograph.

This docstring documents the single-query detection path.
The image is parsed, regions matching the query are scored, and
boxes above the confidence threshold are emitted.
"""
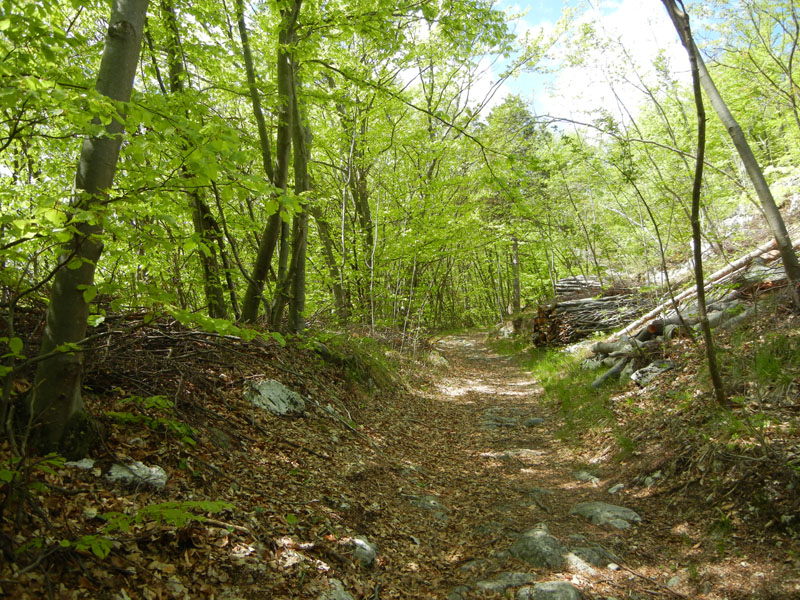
[162,0,227,318]
[665,0,727,404]
[287,70,311,333]
[663,0,800,307]
[309,206,348,322]
[511,237,521,333]
[239,4,297,322]
[29,0,149,455]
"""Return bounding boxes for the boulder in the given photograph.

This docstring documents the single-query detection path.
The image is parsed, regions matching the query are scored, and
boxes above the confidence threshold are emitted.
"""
[245,379,306,416]
[509,524,565,568]
[570,544,619,567]
[426,351,449,367]
[319,579,354,600]
[570,501,641,529]
[350,536,377,568]
[410,495,449,523]
[475,572,537,594]
[517,581,581,600]
[573,470,600,485]
[447,586,471,600]
[105,461,167,490]
[631,360,674,387]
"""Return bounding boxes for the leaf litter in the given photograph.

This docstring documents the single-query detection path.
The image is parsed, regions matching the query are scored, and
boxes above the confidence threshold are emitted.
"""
[1,318,799,599]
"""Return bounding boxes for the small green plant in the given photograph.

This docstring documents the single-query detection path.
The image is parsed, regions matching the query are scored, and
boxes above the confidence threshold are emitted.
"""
[61,534,113,559]
[614,432,636,460]
[105,395,196,446]
[61,500,233,559]
[0,453,65,509]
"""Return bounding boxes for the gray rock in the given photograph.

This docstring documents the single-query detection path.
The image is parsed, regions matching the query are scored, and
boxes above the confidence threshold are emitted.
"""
[509,524,565,568]
[426,350,449,367]
[447,586,471,600]
[641,470,663,487]
[570,501,641,529]
[570,545,619,567]
[527,487,554,498]
[319,579,355,600]
[631,360,674,386]
[459,558,490,573]
[476,572,537,593]
[472,521,505,536]
[481,413,520,429]
[497,322,515,338]
[523,417,545,427]
[667,575,681,588]
[350,536,377,568]
[105,461,167,489]
[517,581,581,600]
[573,470,600,485]
[504,448,545,461]
[65,458,96,470]
[564,551,597,575]
[410,495,449,523]
[245,379,306,416]
[608,483,624,495]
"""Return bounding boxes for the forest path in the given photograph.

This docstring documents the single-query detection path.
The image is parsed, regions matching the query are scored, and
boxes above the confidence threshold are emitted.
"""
[368,332,652,599]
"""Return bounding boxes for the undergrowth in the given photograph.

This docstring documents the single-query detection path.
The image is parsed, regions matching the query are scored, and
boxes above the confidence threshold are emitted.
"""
[496,296,800,534]
[491,336,623,443]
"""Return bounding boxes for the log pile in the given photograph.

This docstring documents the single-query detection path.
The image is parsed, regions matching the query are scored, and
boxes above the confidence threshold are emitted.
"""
[531,235,797,349]
[531,294,649,346]
[554,275,602,297]
[531,275,648,346]
[585,238,798,388]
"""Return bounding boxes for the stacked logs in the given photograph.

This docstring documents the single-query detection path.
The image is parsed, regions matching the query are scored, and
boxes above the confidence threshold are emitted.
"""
[554,275,602,297]
[532,282,648,347]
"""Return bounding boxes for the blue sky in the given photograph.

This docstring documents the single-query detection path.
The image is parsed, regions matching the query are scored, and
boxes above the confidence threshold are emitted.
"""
[480,0,687,120]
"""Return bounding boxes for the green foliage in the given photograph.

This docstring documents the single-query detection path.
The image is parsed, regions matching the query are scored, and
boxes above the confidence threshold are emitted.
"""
[105,395,196,446]
[61,499,233,559]
[522,348,617,440]
[101,500,232,533]
[0,454,65,494]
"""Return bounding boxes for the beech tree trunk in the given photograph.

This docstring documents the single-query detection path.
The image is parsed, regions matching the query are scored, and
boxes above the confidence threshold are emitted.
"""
[162,0,227,318]
[511,237,521,334]
[288,73,311,333]
[29,0,149,455]
[662,0,800,306]
[309,206,349,322]
[239,3,298,323]
[664,0,727,404]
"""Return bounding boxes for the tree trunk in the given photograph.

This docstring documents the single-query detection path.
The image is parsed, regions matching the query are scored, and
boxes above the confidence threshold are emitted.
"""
[239,4,298,323]
[162,0,227,318]
[287,65,311,333]
[511,237,521,334]
[29,0,149,456]
[309,205,349,322]
[664,0,727,404]
[662,0,800,307]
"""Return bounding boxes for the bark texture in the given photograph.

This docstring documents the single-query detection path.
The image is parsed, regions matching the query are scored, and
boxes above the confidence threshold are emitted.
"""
[30,0,149,455]
[664,0,727,404]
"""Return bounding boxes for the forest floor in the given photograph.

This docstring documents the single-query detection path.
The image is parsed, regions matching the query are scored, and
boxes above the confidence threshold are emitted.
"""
[2,321,800,599]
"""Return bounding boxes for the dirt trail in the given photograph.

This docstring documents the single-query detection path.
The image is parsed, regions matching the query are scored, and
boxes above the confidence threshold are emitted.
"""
[357,332,652,599]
